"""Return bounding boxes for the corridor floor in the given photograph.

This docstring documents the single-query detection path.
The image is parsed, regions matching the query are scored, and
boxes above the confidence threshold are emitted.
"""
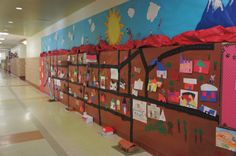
[0,70,150,156]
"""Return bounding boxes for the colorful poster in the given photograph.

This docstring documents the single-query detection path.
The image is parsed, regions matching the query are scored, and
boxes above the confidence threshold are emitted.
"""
[180,89,198,109]
[133,99,147,123]
[194,60,210,74]
[216,127,236,152]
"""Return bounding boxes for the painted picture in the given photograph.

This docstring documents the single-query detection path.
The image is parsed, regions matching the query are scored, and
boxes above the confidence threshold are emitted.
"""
[100,76,106,89]
[147,104,160,120]
[133,99,147,123]
[200,84,218,102]
[179,55,193,73]
[194,60,210,74]
[156,62,167,79]
[180,89,198,109]
[168,90,180,104]
[216,127,236,152]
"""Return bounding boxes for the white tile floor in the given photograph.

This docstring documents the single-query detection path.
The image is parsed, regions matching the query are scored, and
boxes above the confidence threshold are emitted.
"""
[0,70,151,156]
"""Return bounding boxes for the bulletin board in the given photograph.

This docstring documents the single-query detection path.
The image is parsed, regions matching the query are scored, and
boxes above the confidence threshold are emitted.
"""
[41,43,228,156]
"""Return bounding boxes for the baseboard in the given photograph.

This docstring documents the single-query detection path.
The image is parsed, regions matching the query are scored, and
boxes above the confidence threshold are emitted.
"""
[26,80,40,90]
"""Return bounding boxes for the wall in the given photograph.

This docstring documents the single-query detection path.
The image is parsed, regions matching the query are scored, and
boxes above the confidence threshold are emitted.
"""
[26,0,127,58]
[11,44,26,58]
[40,0,236,53]
[25,57,40,87]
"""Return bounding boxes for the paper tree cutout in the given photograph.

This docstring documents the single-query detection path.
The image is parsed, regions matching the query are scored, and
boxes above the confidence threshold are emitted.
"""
[159,110,166,121]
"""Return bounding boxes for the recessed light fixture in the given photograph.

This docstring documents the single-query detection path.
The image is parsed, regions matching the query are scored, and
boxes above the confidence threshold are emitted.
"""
[0,42,2,44]
[22,40,27,45]
[0,38,5,41]
[0,32,9,35]
[16,7,23,10]
[8,21,13,24]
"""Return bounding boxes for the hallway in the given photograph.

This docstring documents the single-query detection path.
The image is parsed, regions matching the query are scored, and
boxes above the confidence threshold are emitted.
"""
[0,70,149,156]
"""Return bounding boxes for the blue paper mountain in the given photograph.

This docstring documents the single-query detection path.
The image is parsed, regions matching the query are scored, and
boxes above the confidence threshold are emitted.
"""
[196,0,236,30]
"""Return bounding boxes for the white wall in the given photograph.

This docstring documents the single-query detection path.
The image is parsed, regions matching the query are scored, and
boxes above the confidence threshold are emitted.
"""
[11,44,27,58]
[27,0,127,58]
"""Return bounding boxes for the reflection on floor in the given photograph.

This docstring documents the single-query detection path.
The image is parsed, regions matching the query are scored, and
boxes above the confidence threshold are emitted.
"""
[0,70,150,156]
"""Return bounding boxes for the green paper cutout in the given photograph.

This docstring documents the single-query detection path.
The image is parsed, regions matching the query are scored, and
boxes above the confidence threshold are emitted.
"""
[214,61,218,70]
[166,62,172,68]
[169,80,174,87]
[197,60,206,67]
[198,75,204,82]
[131,73,135,78]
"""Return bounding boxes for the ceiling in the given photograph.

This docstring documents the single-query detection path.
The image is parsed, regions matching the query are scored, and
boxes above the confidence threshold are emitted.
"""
[0,0,94,49]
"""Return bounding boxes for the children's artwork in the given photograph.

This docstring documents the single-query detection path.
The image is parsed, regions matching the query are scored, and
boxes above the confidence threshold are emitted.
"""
[91,92,95,103]
[60,91,63,99]
[157,79,163,88]
[111,68,118,80]
[168,90,180,103]
[183,78,197,90]
[132,89,138,96]
[180,90,198,109]
[110,81,117,91]
[101,94,106,103]
[100,76,106,89]
[133,99,147,123]
[120,79,126,90]
[134,66,141,74]
[179,55,193,73]
[116,100,121,111]
[209,75,216,84]
[110,99,116,110]
[122,98,127,115]
[199,105,217,117]
[134,79,143,90]
[147,78,158,92]
[216,127,236,152]
[156,62,167,79]
[200,84,218,102]
[194,60,210,74]
[158,93,166,103]
[86,54,97,63]
[147,104,160,120]
[159,110,166,122]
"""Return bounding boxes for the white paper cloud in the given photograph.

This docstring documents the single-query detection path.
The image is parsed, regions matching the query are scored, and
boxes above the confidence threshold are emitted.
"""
[68,32,74,41]
[128,8,135,18]
[90,23,96,32]
[147,2,161,22]
[54,32,58,41]
[81,36,84,44]
[88,19,92,25]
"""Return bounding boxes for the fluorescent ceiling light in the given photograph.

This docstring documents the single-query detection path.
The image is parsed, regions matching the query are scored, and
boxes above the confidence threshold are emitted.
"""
[8,21,13,24]
[22,40,27,45]
[0,32,8,35]
[16,7,23,10]
[0,38,5,41]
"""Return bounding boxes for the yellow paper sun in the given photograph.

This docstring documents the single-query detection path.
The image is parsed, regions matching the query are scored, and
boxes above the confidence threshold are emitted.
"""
[105,9,124,45]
